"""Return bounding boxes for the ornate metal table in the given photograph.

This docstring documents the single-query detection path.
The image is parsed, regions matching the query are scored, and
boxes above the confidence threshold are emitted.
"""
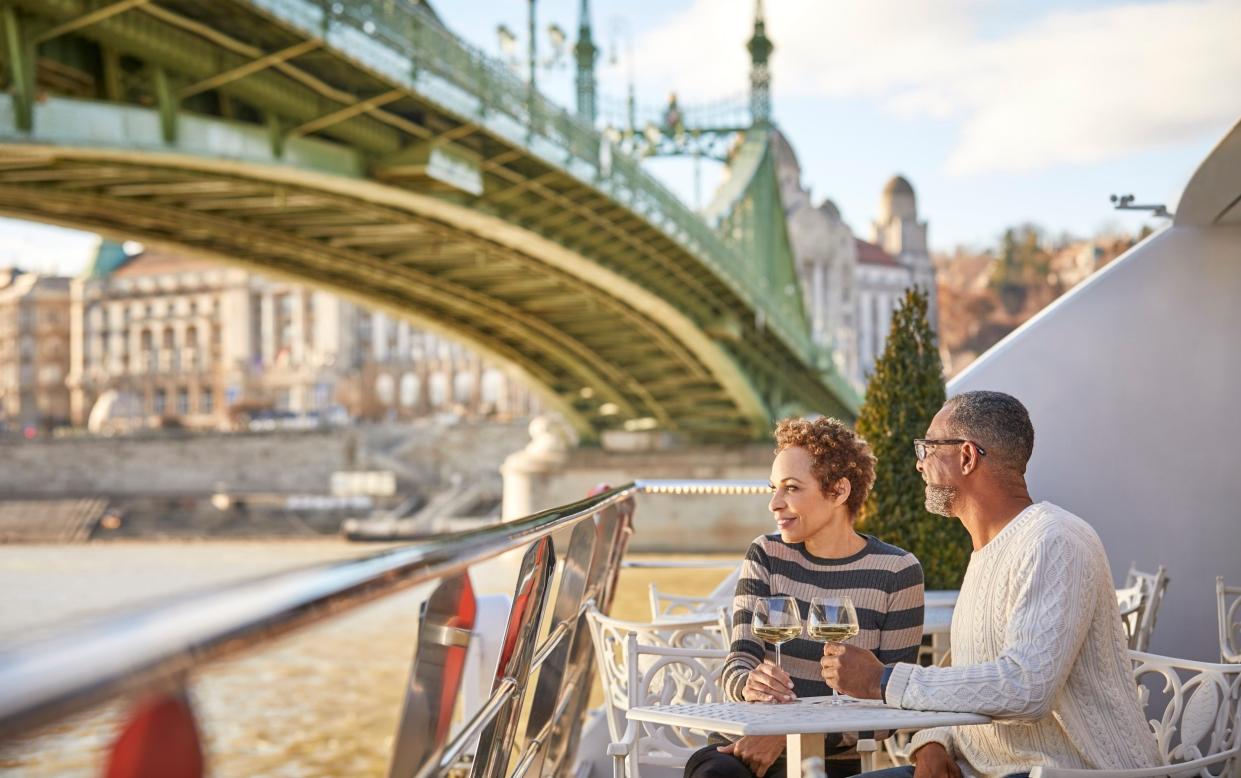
[626,697,990,778]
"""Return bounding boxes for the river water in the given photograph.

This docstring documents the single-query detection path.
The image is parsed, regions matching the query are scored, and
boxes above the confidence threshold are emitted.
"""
[0,541,515,777]
[0,541,732,777]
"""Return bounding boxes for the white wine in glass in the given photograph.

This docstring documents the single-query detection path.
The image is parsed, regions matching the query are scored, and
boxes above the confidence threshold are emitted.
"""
[753,595,802,669]
[809,595,859,703]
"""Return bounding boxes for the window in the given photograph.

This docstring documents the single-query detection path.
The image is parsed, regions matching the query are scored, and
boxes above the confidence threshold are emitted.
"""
[399,372,419,407]
[153,389,166,416]
[200,388,214,414]
[375,374,395,405]
[428,373,448,407]
[481,369,505,409]
[184,326,198,369]
[453,371,473,404]
[176,388,189,416]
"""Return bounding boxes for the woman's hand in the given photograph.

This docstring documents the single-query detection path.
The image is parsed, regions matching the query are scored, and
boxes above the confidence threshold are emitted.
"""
[743,660,796,703]
[718,735,786,777]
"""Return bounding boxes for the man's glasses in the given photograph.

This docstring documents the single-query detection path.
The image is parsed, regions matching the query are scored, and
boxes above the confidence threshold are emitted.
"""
[913,438,987,461]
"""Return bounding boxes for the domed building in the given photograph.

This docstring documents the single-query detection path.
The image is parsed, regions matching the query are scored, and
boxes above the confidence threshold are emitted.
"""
[775,138,939,388]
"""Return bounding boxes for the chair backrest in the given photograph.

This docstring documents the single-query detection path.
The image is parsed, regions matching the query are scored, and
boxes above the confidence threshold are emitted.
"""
[647,566,740,624]
[624,633,728,772]
[1124,563,1170,652]
[1218,577,1241,664]
[585,603,730,743]
[1116,583,1145,649]
[1129,650,1241,774]
[707,566,741,601]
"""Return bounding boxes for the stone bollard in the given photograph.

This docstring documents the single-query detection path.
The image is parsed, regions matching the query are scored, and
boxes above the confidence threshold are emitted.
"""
[499,415,575,520]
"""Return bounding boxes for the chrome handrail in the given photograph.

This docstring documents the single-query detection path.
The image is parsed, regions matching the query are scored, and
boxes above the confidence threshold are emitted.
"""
[0,482,638,741]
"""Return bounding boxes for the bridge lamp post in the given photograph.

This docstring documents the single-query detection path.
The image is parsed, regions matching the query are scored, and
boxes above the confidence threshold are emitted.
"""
[607,16,637,136]
[496,2,569,130]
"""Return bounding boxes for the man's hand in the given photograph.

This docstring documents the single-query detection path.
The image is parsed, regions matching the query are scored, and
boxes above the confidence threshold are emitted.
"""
[743,660,796,703]
[912,742,961,778]
[718,735,785,777]
[819,643,883,699]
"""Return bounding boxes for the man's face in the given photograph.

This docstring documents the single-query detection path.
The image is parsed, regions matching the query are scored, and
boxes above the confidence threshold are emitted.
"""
[916,406,961,517]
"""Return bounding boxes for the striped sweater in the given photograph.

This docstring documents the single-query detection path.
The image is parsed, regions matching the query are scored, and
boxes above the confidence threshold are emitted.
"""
[721,533,925,752]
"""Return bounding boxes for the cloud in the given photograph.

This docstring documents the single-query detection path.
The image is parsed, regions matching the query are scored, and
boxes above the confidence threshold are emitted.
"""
[625,0,1241,175]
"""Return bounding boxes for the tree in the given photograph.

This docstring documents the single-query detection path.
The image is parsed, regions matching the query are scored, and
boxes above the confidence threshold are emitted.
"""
[856,287,971,589]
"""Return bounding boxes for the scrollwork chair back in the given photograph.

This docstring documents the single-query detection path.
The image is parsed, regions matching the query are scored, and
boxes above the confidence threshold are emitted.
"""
[585,603,730,747]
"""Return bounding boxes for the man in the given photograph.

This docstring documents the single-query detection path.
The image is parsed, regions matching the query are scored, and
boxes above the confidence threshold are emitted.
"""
[821,391,1159,778]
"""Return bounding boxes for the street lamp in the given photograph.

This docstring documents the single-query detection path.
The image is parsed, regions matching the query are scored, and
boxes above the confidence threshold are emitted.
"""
[494,6,570,86]
[547,23,567,56]
[496,24,518,57]
[607,15,636,135]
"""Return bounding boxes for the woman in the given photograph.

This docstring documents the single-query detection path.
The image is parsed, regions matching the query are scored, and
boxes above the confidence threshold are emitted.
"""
[685,417,925,778]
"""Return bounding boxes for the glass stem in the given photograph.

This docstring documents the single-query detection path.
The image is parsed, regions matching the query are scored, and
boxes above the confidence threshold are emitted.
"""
[775,643,782,668]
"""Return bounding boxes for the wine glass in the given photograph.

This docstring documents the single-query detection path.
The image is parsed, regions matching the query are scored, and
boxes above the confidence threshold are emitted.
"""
[753,595,802,669]
[808,595,859,704]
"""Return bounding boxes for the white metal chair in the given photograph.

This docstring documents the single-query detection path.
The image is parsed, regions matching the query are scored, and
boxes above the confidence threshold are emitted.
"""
[1116,582,1143,613]
[648,565,741,624]
[1031,650,1241,778]
[586,601,731,775]
[604,633,880,778]
[606,633,729,778]
[1121,564,1170,652]
[1218,577,1241,664]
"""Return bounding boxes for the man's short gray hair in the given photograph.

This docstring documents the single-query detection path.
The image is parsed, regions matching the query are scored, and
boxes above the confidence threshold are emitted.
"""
[944,391,1034,477]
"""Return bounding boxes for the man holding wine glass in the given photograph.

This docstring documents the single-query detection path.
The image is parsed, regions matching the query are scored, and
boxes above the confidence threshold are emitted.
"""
[820,392,1160,778]
[684,417,925,778]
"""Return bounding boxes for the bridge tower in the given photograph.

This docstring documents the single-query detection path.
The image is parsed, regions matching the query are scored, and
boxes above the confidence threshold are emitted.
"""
[574,0,599,125]
[747,0,773,126]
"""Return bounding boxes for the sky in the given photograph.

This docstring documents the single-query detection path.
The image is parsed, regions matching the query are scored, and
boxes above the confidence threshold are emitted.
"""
[5,0,1239,276]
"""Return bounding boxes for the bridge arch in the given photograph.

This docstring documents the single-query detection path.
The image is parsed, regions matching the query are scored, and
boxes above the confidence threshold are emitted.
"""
[0,101,792,440]
[0,0,855,441]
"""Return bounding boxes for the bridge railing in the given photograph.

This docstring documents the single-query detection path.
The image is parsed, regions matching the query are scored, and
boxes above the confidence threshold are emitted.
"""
[257,0,811,357]
[0,479,768,777]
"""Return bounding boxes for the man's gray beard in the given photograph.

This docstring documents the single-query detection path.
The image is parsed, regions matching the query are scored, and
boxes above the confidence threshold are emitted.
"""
[925,485,958,517]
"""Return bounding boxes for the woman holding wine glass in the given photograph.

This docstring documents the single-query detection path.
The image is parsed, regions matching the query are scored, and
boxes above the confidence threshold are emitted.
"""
[684,417,925,778]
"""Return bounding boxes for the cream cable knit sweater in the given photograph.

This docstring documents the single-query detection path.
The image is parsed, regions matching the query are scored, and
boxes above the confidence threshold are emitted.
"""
[885,502,1161,778]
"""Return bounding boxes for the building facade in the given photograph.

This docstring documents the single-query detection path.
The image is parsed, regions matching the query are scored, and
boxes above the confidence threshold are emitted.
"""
[775,131,939,388]
[0,269,72,431]
[67,245,537,432]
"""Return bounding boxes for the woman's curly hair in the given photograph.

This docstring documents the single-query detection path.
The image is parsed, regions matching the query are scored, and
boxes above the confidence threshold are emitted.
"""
[774,417,876,517]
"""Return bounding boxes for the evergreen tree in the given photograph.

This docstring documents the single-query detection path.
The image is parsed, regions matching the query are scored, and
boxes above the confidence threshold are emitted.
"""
[856,287,971,589]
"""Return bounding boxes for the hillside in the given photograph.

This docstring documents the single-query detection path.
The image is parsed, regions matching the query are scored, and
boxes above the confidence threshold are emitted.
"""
[935,228,1149,376]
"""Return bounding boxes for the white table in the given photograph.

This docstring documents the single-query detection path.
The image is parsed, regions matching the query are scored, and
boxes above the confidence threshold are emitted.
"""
[627,697,989,778]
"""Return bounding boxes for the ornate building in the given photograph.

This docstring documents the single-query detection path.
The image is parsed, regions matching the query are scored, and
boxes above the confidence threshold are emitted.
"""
[869,174,936,332]
[775,133,939,388]
[0,269,72,431]
[67,244,537,432]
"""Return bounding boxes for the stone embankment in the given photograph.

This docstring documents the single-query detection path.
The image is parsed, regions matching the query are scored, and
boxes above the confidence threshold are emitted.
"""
[0,420,528,541]
[5,420,530,498]
[3,418,777,551]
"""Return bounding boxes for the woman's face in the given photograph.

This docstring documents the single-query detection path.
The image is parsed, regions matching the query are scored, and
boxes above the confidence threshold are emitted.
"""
[768,446,846,544]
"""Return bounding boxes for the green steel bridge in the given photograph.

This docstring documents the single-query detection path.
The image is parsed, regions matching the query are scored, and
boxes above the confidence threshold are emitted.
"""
[0,0,856,442]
